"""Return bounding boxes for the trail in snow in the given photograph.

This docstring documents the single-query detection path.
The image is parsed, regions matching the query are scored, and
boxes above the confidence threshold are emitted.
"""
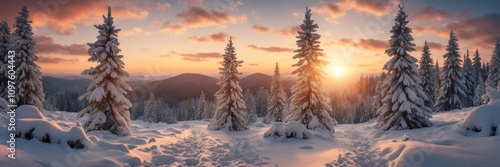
[141,130,265,167]
[326,129,386,167]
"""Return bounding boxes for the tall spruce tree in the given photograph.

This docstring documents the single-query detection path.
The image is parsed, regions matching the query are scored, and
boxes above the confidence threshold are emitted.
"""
[208,38,247,131]
[418,41,436,112]
[473,49,482,82]
[77,6,133,136]
[286,7,337,133]
[143,91,158,123]
[197,90,207,120]
[434,61,441,103]
[474,75,486,106]
[265,62,287,123]
[11,6,45,110]
[375,5,432,130]
[0,20,11,97]
[487,38,500,88]
[435,31,467,111]
[463,50,475,107]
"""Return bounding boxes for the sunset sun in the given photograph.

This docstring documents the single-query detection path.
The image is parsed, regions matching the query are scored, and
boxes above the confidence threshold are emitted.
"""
[328,65,347,78]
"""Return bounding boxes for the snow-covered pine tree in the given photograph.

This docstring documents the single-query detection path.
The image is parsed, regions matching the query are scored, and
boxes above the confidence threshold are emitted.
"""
[0,20,11,97]
[463,50,475,107]
[265,62,287,123]
[375,5,432,130]
[208,38,247,131]
[435,31,467,112]
[143,91,158,123]
[487,38,500,88]
[77,6,132,136]
[434,61,440,103]
[474,75,486,106]
[473,49,482,82]
[286,7,337,133]
[243,89,257,126]
[418,41,436,112]
[197,90,207,120]
[11,6,45,110]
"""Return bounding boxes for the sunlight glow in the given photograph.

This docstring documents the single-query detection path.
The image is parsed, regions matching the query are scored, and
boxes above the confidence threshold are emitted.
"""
[328,65,348,78]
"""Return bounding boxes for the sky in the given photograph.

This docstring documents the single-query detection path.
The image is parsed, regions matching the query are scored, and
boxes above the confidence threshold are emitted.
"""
[1,0,499,83]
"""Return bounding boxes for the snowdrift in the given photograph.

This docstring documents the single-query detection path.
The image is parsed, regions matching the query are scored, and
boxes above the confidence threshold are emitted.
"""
[460,87,500,137]
[264,121,312,140]
[14,105,90,149]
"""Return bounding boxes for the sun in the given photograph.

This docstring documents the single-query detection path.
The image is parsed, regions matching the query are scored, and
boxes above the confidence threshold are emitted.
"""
[328,65,347,78]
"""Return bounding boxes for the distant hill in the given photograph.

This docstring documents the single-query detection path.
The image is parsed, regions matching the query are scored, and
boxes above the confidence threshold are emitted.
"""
[240,73,294,94]
[149,73,219,101]
[42,76,91,94]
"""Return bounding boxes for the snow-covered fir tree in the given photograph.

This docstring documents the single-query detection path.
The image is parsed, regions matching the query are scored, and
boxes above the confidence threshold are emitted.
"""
[473,49,482,82]
[474,75,486,106]
[462,50,475,107]
[0,20,11,97]
[143,91,158,123]
[434,61,440,103]
[418,41,436,112]
[286,7,337,132]
[375,5,432,130]
[243,89,257,126]
[77,6,133,136]
[487,38,500,88]
[264,62,287,123]
[208,38,248,131]
[255,87,269,117]
[197,90,207,120]
[11,6,45,110]
[435,31,467,112]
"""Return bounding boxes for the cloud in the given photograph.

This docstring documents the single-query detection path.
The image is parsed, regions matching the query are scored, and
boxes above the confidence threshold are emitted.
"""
[120,27,143,36]
[312,0,396,19]
[0,0,170,35]
[34,35,87,56]
[250,24,300,37]
[415,41,445,52]
[334,38,387,51]
[38,56,78,64]
[188,32,229,43]
[174,5,246,28]
[167,51,221,61]
[412,6,454,21]
[248,63,259,66]
[150,21,186,34]
[247,45,294,53]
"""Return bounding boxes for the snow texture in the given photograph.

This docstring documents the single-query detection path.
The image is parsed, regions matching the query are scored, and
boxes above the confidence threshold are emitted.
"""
[376,5,432,130]
[286,7,337,133]
[77,6,132,136]
[264,121,312,140]
[208,38,248,131]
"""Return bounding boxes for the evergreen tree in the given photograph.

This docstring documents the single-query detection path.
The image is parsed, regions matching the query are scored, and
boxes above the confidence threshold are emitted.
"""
[77,6,132,136]
[286,7,337,133]
[208,38,247,131]
[197,90,208,120]
[474,75,486,106]
[487,38,500,88]
[265,62,287,123]
[435,31,467,112]
[375,5,432,130]
[0,20,11,97]
[418,41,436,112]
[11,6,45,110]
[434,61,440,103]
[462,50,475,107]
[472,49,482,82]
[243,89,257,126]
[143,91,158,123]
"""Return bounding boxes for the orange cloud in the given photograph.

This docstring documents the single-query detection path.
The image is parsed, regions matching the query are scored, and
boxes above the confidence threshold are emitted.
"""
[247,45,294,53]
[38,56,78,64]
[188,32,229,43]
[167,51,221,62]
[334,38,387,51]
[415,41,445,52]
[312,0,397,19]
[250,24,300,37]
[120,27,143,36]
[34,35,87,56]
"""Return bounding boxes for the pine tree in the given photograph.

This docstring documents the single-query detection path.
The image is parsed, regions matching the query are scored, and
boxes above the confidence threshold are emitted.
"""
[286,7,337,133]
[243,89,257,126]
[473,49,482,82]
[208,38,247,131]
[265,62,287,123]
[77,6,132,136]
[487,38,500,88]
[474,75,486,106]
[143,91,158,123]
[434,61,440,103]
[11,6,45,110]
[375,5,432,130]
[197,90,207,120]
[0,20,11,97]
[435,31,467,112]
[418,41,436,112]
[462,50,475,107]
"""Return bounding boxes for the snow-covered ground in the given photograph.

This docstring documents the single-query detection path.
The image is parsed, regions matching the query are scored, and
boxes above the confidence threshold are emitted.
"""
[1,105,499,167]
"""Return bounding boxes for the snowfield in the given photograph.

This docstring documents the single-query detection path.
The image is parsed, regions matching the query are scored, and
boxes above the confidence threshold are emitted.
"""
[1,105,500,167]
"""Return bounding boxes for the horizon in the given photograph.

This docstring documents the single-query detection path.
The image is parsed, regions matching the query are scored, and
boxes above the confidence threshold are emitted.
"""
[1,0,499,85]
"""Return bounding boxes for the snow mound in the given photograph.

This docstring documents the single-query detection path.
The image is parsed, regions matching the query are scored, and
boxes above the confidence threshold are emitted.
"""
[264,121,312,139]
[16,105,45,119]
[14,105,91,149]
[460,103,500,137]
[482,86,500,104]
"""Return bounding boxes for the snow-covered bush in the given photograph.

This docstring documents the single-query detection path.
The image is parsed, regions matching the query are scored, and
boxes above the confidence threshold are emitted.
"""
[264,121,311,139]
[462,87,500,137]
[15,105,91,149]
